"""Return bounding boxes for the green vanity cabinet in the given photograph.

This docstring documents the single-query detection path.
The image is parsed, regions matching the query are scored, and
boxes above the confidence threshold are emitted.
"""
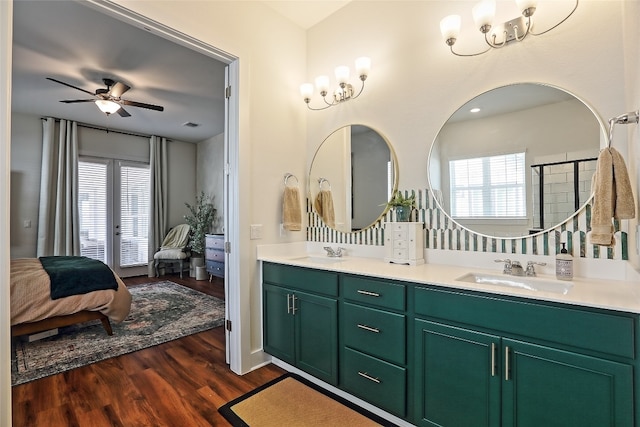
[262,263,339,385]
[340,275,408,418]
[261,262,639,426]
[413,286,636,427]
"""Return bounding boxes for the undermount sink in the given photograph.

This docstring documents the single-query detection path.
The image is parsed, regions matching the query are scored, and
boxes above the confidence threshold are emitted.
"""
[455,272,573,295]
[289,256,347,264]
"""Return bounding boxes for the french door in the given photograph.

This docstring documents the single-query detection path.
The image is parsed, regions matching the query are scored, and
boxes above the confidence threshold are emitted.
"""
[78,157,150,277]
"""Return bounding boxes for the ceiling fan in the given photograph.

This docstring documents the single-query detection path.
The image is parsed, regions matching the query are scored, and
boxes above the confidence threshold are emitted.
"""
[46,77,165,117]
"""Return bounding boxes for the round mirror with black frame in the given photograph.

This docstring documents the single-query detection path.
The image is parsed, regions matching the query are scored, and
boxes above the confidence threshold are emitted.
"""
[427,83,607,239]
[309,125,398,233]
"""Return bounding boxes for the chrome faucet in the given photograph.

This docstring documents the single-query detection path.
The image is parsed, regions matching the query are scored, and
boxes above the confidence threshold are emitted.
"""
[510,261,524,276]
[525,261,547,277]
[495,259,512,274]
[323,246,346,257]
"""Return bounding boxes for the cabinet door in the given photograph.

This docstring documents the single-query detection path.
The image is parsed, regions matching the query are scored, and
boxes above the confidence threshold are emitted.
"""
[502,339,634,427]
[295,291,338,385]
[414,319,501,427]
[263,284,295,364]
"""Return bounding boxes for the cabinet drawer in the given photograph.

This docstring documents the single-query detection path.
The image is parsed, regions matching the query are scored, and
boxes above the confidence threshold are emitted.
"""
[415,286,636,359]
[342,347,406,417]
[205,234,225,249]
[206,260,224,277]
[388,222,409,232]
[393,239,408,249]
[263,262,338,297]
[343,275,406,311]
[205,248,224,262]
[343,302,406,364]
[393,231,407,240]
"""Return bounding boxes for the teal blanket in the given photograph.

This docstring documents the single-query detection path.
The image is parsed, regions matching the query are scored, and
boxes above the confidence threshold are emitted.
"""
[39,256,118,300]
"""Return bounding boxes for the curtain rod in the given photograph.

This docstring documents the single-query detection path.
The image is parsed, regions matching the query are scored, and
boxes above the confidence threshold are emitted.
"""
[41,117,170,140]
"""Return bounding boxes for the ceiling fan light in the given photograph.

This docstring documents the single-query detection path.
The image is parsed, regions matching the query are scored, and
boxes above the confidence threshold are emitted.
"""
[95,99,121,114]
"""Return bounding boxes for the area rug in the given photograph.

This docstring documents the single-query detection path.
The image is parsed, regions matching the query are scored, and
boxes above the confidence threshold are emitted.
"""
[218,373,396,427]
[11,281,225,386]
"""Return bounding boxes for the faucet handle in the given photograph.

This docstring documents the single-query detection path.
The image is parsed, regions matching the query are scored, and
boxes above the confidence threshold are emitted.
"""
[495,259,512,274]
[525,261,547,277]
[323,246,335,256]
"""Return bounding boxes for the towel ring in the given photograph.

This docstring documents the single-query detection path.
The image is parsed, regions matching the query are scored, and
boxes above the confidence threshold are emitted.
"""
[318,177,331,191]
[284,173,299,187]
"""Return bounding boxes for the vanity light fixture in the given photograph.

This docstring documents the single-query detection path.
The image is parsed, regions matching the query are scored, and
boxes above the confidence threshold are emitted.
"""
[94,99,121,115]
[300,57,371,111]
[440,0,578,57]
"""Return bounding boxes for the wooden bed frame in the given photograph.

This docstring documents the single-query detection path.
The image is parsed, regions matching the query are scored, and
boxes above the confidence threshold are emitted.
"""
[11,310,113,337]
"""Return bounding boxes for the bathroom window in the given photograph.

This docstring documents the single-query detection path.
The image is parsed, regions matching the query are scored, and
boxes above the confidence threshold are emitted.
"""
[450,152,526,218]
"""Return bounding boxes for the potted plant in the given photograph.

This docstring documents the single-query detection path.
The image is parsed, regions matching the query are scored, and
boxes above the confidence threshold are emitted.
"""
[184,192,216,277]
[385,190,416,222]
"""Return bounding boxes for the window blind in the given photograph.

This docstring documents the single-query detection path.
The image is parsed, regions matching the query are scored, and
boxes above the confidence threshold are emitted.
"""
[450,152,526,218]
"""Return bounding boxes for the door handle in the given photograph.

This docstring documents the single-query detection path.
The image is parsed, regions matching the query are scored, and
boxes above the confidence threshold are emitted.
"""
[505,346,510,381]
[491,342,497,376]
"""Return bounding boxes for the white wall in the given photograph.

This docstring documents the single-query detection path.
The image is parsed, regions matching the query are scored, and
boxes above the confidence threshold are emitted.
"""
[9,112,196,258]
[197,132,224,233]
[306,1,637,256]
[110,0,308,372]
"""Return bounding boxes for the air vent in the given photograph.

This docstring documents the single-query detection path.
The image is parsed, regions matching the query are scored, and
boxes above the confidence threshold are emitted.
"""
[182,121,200,128]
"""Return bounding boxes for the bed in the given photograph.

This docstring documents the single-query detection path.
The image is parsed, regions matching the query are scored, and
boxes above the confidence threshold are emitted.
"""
[10,257,132,337]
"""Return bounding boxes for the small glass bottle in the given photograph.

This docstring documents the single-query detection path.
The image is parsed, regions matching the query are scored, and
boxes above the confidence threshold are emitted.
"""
[555,242,573,281]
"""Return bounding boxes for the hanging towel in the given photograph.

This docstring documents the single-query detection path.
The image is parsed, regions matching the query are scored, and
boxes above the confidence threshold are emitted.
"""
[610,148,635,219]
[283,186,302,231]
[589,147,635,246]
[314,190,335,228]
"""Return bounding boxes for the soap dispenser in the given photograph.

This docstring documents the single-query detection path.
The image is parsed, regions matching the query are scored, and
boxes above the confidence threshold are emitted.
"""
[555,242,573,281]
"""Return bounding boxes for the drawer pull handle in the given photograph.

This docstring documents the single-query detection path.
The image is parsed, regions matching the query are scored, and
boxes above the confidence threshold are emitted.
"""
[357,324,380,333]
[357,371,381,384]
[357,290,380,297]
[505,346,510,381]
[490,342,496,377]
[287,294,292,314]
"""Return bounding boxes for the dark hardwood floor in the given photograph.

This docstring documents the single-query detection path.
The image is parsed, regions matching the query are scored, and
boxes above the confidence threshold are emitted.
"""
[11,273,285,427]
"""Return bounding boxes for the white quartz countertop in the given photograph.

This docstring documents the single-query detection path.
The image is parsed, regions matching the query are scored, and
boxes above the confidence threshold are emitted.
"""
[258,253,640,314]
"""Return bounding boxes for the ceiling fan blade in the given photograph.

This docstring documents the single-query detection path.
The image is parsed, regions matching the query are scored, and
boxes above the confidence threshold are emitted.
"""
[46,77,95,96]
[121,100,164,112]
[109,81,130,98]
[116,107,131,117]
[60,99,96,103]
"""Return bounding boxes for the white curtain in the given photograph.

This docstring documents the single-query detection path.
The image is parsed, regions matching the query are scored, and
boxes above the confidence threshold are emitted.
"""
[37,118,80,256]
[149,135,168,257]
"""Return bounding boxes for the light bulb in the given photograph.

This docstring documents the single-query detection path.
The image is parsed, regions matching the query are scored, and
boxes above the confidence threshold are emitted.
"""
[355,57,371,79]
[440,15,461,45]
[334,66,350,85]
[95,99,121,114]
[314,75,330,95]
[472,0,496,33]
[515,0,537,17]
[300,83,314,100]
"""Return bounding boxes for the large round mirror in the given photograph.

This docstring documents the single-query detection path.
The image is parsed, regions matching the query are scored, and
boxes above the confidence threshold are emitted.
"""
[428,83,607,238]
[309,125,397,233]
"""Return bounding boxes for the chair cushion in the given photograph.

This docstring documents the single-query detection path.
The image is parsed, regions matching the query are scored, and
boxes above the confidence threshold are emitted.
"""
[154,249,188,260]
